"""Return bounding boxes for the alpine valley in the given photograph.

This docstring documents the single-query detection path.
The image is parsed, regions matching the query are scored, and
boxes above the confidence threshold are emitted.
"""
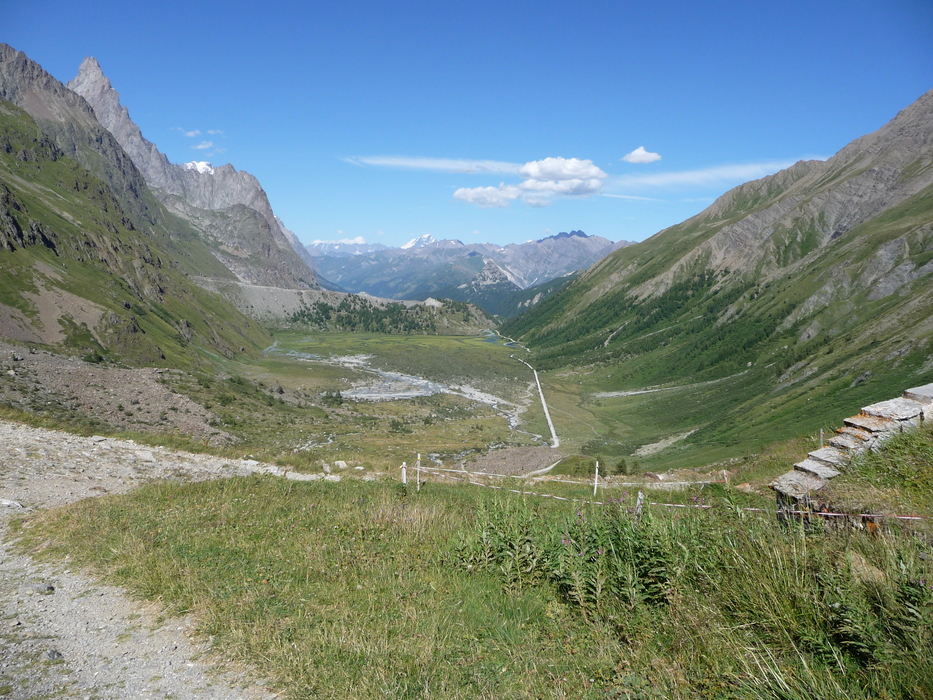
[502,86,933,463]
[2,40,933,700]
[0,44,494,361]
[0,39,931,470]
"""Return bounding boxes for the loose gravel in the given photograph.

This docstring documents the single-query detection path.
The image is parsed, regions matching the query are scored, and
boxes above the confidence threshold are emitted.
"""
[0,419,342,699]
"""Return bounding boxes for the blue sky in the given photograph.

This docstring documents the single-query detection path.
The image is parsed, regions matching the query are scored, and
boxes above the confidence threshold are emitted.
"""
[5,0,932,248]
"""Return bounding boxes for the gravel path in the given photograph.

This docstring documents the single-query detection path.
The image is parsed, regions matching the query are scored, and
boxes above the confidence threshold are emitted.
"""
[0,419,337,699]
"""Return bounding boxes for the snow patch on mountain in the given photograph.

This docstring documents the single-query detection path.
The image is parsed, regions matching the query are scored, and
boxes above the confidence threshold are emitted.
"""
[402,234,436,249]
[182,161,214,175]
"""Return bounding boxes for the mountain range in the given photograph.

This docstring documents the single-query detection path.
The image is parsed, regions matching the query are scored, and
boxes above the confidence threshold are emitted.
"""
[0,44,271,366]
[1,41,931,459]
[502,86,933,454]
[308,230,630,316]
[65,53,607,318]
[0,45,492,365]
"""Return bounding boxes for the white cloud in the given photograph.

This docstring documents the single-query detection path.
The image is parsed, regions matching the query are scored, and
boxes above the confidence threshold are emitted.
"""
[613,160,799,188]
[354,153,609,209]
[622,146,662,164]
[176,128,224,141]
[520,177,604,196]
[453,185,523,208]
[519,157,607,181]
[346,155,521,174]
[448,157,606,208]
[192,141,214,150]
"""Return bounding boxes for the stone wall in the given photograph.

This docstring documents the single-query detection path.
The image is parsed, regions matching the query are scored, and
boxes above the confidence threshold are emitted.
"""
[770,383,933,511]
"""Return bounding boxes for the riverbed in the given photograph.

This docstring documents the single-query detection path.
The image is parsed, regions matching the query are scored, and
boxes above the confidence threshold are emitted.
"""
[266,345,541,439]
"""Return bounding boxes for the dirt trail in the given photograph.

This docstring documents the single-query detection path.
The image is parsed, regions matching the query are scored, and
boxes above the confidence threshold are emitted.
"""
[0,419,281,699]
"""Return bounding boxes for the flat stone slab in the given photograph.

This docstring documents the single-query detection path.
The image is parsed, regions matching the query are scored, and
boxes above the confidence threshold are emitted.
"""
[808,446,849,467]
[837,425,873,442]
[771,470,825,499]
[904,383,933,405]
[844,413,898,433]
[794,459,841,479]
[828,434,867,453]
[862,397,925,421]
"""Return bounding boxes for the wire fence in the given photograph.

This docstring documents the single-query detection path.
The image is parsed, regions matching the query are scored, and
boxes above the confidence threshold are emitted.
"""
[405,462,930,523]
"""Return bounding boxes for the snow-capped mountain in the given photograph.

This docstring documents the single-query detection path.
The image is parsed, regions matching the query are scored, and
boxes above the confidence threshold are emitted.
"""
[307,230,631,316]
[182,161,215,175]
[401,234,437,249]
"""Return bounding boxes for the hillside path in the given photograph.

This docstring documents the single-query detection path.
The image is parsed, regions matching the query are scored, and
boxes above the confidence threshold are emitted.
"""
[0,419,288,699]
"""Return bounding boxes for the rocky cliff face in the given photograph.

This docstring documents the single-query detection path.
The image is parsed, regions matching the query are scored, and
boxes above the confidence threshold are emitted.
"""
[0,44,158,227]
[68,57,317,289]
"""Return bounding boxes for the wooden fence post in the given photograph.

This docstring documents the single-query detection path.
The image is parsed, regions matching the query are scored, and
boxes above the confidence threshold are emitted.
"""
[401,462,407,485]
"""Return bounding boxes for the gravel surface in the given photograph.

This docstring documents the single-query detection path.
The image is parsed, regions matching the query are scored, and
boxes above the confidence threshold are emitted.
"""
[460,445,564,476]
[0,340,231,443]
[0,419,342,699]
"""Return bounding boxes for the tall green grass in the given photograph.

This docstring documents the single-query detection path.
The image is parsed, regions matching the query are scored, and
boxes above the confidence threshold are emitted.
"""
[13,467,932,699]
[458,497,933,698]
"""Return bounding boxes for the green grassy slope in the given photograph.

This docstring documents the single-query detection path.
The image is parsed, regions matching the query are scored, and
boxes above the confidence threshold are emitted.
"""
[16,423,933,698]
[500,98,933,464]
[0,100,271,367]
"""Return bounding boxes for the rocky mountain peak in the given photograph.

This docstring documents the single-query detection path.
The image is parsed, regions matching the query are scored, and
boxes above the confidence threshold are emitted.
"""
[402,234,436,250]
[68,56,318,289]
[0,44,158,226]
[73,56,108,89]
[542,230,588,242]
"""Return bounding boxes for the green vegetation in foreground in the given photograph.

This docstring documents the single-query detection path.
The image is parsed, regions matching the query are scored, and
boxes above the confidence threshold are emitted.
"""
[12,424,933,699]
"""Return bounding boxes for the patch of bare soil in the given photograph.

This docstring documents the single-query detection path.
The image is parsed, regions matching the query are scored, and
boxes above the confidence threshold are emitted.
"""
[461,445,564,475]
[0,340,232,444]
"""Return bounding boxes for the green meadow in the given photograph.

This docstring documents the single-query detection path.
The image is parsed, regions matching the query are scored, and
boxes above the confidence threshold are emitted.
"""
[12,422,933,699]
